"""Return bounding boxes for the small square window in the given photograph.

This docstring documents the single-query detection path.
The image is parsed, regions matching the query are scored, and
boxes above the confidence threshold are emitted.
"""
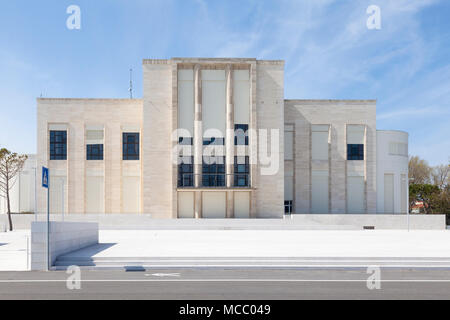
[347,144,364,160]
[87,144,103,160]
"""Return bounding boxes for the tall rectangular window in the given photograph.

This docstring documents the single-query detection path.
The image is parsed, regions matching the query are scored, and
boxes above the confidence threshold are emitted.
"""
[123,133,140,160]
[178,156,194,187]
[285,124,294,160]
[347,144,364,160]
[234,124,249,146]
[347,125,365,161]
[311,125,329,160]
[50,131,67,160]
[202,156,225,187]
[234,156,249,187]
[86,144,103,160]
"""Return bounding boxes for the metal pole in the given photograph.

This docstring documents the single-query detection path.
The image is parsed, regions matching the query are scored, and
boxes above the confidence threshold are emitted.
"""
[26,235,29,270]
[407,208,410,232]
[34,167,37,222]
[47,177,50,271]
[62,178,64,222]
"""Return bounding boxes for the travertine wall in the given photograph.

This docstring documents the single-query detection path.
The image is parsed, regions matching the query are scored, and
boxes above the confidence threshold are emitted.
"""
[142,60,174,218]
[35,58,383,220]
[254,61,285,218]
[36,98,143,215]
[285,100,377,214]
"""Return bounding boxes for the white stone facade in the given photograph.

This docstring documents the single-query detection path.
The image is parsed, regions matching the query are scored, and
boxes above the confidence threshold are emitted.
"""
[32,57,408,219]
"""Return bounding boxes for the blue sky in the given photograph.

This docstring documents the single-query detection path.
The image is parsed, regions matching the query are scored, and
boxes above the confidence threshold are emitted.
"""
[0,0,449,165]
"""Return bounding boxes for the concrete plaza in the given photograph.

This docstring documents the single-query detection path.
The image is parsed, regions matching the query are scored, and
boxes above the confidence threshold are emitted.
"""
[2,229,450,271]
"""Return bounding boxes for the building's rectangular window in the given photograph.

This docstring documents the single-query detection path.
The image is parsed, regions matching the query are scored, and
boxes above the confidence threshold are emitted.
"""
[285,124,294,160]
[347,125,365,161]
[50,131,67,160]
[311,125,329,160]
[202,70,226,137]
[123,133,140,160]
[347,144,364,160]
[389,142,408,157]
[178,156,194,187]
[179,137,193,145]
[234,124,249,146]
[234,156,249,187]
[347,176,365,213]
[284,201,293,214]
[203,137,224,145]
[311,170,329,213]
[86,144,103,160]
[202,156,225,187]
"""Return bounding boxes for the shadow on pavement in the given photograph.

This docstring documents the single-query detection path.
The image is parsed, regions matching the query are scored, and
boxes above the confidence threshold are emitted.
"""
[66,243,117,257]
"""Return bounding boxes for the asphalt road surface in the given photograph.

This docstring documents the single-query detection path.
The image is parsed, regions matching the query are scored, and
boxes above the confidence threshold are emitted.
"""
[1,268,450,300]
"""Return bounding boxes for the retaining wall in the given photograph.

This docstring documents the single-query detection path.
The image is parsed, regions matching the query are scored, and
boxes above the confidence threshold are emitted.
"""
[31,221,98,270]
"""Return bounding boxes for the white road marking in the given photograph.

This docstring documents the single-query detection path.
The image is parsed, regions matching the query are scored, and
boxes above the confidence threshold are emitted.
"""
[0,279,450,283]
[146,273,181,277]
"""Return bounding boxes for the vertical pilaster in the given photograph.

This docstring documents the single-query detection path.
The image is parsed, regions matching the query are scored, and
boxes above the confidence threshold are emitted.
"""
[225,65,234,218]
[194,65,203,218]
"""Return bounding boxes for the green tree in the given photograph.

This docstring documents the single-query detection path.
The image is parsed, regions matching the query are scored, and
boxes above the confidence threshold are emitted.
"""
[409,184,440,214]
[0,149,28,231]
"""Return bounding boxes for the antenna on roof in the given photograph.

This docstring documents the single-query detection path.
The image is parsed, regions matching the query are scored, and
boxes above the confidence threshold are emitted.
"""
[129,68,133,99]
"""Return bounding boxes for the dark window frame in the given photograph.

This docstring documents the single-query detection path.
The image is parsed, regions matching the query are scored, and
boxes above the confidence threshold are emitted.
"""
[203,137,225,146]
[178,156,194,187]
[86,144,104,161]
[234,156,250,187]
[234,124,249,146]
[284,200,293,214]
[202,156,226,187]
[179,137,193,145]
[49,130,67,160]
[123,133,140,160]
[347,144,364,160]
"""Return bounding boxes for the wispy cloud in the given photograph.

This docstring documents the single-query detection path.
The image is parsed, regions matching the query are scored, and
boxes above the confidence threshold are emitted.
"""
[0,0,448,165]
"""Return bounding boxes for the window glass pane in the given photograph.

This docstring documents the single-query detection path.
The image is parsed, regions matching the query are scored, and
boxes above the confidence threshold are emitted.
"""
[123,133,140,160]
[87,144,104,160]
[49,131,67,160]
[234,124,249,146]
[347,144,364,160]
[202,156,226,187]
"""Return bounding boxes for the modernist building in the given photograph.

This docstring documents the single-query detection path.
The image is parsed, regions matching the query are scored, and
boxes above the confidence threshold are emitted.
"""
[34,58,409,219]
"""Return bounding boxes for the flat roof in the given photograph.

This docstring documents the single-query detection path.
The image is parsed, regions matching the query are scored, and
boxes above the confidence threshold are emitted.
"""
[37,98,143,103]
[285,99,377,103]
[143,58,285,65]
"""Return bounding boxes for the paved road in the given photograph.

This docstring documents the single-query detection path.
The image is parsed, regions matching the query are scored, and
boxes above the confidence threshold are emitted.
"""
[1,268,450,300]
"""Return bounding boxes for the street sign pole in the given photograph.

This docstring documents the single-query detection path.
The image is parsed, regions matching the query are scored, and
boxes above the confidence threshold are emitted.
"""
[42,167,49,271]
[47,181,50,270]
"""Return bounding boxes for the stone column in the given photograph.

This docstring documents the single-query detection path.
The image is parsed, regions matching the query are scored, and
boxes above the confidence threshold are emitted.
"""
[225,65,234,218]
[194,65,202,218]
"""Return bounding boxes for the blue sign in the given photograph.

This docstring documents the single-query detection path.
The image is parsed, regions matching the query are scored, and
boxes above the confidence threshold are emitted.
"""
[42,167,49,188]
